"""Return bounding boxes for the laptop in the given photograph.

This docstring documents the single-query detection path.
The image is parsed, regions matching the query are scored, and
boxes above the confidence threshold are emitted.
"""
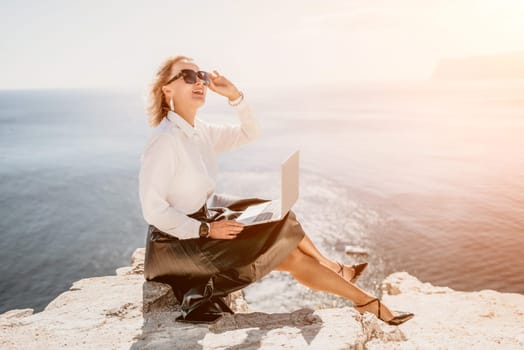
[235,150,299,226]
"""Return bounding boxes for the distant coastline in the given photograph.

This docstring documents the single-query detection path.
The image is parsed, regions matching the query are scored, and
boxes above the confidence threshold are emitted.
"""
[432,52,524,80]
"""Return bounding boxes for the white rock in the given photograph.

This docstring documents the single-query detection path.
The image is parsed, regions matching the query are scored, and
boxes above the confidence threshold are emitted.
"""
[344,245,368,255]
[1,252,523,349]
[367,271,524,349]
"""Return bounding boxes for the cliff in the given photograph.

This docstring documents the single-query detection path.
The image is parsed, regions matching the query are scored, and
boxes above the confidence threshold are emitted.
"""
[432,52,524,80]
[1,248,523,349]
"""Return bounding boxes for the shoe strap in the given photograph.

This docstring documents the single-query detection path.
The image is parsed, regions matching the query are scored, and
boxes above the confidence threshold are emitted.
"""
[355,297,378,308]
[355,298,382,319]
[336,262,344,276]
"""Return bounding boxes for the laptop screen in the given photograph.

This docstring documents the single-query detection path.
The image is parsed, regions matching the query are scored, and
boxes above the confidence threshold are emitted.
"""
[280,150,299,216]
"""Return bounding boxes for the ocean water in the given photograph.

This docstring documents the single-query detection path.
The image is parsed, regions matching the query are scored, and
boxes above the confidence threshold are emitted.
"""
[1,81,523,314]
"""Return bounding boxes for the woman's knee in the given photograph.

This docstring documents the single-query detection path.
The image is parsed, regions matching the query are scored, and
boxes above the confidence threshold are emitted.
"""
[275,247,305,271]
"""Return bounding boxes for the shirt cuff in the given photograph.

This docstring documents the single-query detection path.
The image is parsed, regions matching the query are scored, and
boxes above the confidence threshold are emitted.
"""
[189,217,203,239]
[228,91,244,106]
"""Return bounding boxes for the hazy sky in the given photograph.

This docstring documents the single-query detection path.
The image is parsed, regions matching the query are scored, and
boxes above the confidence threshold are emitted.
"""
[1,0,523,89]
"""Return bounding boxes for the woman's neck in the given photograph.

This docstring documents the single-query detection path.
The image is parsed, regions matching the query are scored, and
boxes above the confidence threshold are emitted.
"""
[173,105,197,127]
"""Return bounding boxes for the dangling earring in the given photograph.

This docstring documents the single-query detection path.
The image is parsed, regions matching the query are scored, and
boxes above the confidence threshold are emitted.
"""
[169,97,175,111]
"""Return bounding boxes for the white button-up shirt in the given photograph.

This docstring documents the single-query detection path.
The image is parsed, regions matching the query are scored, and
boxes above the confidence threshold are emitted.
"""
[138,96,261,239]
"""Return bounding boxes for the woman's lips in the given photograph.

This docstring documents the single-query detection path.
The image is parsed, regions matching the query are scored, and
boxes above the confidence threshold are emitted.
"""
[192,88,205,98]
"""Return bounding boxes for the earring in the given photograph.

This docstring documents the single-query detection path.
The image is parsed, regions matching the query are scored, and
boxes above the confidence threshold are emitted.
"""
[169,97,175,111]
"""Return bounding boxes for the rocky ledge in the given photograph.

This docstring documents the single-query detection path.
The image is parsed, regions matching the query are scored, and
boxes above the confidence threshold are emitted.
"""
[1,248,523,349]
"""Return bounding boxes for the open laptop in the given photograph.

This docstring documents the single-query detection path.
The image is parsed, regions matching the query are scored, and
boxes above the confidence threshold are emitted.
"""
[235,150,299,226]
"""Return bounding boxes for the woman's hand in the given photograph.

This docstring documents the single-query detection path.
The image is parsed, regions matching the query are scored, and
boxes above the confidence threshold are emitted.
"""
[209,220,245,239]
[207,70,242,101]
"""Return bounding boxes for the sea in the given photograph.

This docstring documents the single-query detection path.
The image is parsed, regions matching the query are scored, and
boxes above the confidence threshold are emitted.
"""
[1,80,523,314]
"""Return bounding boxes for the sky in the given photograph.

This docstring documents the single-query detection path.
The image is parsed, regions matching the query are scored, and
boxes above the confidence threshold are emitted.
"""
[1,0,523,89]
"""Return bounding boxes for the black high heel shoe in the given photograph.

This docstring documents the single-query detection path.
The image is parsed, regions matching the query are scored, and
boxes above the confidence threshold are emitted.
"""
[355,298,414,326]
[337,262,368,283]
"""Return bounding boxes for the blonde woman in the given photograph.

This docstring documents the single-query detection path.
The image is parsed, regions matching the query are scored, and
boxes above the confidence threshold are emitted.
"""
[138,55,414,325]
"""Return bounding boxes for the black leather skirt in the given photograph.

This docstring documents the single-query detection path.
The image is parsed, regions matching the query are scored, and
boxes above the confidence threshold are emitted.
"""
[143,194,306,322]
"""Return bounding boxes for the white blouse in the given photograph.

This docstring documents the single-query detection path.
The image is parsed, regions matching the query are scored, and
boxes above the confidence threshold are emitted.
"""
[138,95,261,239]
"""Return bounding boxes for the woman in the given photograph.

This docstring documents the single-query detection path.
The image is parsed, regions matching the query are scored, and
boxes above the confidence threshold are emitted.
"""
[138,55,414,325]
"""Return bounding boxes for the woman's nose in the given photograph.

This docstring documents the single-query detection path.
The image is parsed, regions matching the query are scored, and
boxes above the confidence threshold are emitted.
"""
[195,78,207,86]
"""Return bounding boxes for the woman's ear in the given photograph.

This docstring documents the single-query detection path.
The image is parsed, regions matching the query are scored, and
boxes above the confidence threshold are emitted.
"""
[161,86,170,95]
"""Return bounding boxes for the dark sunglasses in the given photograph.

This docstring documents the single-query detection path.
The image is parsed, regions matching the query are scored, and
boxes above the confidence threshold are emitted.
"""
[165,69,210,86]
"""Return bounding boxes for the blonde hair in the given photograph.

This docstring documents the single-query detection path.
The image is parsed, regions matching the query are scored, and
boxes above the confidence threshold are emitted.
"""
[147,55,194,127]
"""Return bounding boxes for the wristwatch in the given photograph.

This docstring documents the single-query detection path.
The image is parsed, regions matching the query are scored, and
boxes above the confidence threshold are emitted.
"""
[199,221,210,238]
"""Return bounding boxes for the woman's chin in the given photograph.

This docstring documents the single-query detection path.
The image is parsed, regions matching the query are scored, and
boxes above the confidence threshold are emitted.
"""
[191,95,206,103]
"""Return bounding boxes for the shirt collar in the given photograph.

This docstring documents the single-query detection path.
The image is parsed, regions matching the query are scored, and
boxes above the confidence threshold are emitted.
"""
[166,111,199,138]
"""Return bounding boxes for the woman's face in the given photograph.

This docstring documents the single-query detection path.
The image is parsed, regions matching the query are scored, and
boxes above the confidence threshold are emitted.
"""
[164,61,208,109]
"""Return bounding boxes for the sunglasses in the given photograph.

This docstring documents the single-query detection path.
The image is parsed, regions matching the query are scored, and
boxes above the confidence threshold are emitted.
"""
[165,69,210,86]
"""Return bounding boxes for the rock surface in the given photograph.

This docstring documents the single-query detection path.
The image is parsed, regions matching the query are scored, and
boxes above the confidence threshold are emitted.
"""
[1,248,523,349]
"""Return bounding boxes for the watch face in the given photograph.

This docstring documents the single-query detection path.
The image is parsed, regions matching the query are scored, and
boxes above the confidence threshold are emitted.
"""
[199,222,209,237]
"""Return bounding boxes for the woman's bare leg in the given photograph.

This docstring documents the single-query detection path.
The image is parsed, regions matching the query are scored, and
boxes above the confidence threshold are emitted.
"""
[274,247,394,320]
[296,235,358,282]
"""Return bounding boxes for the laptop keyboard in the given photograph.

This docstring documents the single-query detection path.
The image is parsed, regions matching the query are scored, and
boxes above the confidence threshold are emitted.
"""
[236,200,281,224]
[254,201,280,222]
[255,211,274,221]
